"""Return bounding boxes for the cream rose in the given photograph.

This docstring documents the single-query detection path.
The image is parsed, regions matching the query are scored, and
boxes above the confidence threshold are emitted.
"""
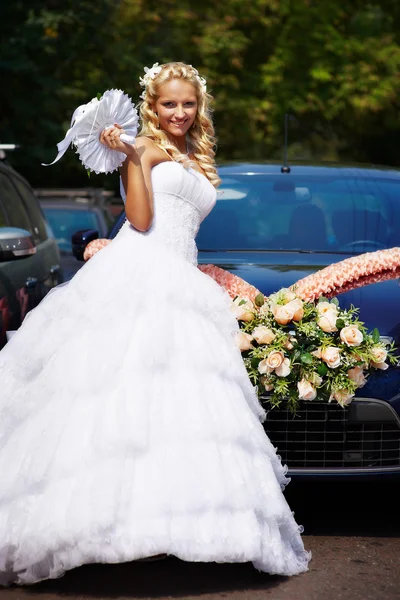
[370,346,388,364]
[318,311,338,333]
[347,366,367,388]
[252,326,275,345]
[340,325,363,347]
[297,378,317,401]
[270,289,296,305]
[317,301,338,316]
[332,389,354,407]
[230,298,255,322]
[275,357,291,377]
[283,289,297,303]
[321,346,341,369]
[310,373,323,387]
[235,331,253,352]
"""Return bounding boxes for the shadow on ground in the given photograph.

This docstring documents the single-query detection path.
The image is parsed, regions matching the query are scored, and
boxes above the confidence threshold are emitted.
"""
[26,559,285,598]
[285,480,400,537]
[22,482,399,598]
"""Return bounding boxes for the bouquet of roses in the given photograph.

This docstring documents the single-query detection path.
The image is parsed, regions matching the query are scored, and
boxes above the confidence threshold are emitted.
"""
[232,288,397,412]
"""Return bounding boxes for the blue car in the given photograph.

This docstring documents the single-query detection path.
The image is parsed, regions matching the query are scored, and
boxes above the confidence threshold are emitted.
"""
[73,162,400,480]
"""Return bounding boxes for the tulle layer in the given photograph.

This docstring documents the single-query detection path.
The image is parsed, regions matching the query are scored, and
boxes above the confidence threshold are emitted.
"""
[0,222,310,584]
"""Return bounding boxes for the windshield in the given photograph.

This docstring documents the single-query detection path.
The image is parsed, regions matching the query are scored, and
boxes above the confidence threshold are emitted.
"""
[42,207,100,252]
[196,174,400,253]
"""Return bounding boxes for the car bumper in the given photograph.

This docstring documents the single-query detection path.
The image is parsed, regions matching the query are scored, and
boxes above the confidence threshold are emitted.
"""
[262,397,400,480]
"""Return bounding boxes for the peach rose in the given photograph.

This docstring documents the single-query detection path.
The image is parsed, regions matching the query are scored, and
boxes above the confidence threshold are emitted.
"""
[297,378,317,401]
[287,298,304,322]
[252,326,276,345]
[332,389,354,407]
[260,375,274,392]
[284,338,294,350]
[340,325,363,347]
[321,346,341,369]
[311,348,322,359]
[371,361,389,371]
[275,357,291,377]
[235,331,253,352]
[347,366,367,388]
[318,311,338,333]
[258,350,286,374]
[271,303,295,325]
[258,358,271,374]
[230,298,255,322]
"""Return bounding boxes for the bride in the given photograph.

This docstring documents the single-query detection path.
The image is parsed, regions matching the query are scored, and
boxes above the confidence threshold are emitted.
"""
[0,62,310,585]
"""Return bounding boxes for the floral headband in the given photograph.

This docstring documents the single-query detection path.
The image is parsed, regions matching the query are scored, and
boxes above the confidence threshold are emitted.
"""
[139,63,207,100]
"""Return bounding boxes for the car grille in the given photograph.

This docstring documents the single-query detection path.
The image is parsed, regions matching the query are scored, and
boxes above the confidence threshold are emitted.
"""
[263,400,400,470]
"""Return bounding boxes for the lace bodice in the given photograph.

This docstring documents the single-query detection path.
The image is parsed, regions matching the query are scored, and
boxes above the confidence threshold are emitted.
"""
[120,161,217,265]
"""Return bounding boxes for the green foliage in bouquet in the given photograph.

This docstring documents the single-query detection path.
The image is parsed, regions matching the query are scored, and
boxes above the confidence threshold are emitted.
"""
[232,289,397,413]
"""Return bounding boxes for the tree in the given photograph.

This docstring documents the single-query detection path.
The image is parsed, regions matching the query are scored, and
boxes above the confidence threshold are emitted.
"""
[1,0,399,188]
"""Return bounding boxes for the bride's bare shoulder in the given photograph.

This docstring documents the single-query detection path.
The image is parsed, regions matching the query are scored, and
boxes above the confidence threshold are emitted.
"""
[136,136,168,166]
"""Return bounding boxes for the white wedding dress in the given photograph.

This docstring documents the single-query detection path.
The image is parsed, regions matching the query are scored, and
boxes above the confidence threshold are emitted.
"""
[0,161,310,585]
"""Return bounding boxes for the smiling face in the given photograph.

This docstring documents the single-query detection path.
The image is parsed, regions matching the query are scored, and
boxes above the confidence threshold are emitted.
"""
[154,79,198,141]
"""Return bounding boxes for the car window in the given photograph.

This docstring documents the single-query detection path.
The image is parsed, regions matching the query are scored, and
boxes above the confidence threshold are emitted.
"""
[196,174,400,253]
[42,207,100,252]
[11,177,48,243]
[0,171,32,233]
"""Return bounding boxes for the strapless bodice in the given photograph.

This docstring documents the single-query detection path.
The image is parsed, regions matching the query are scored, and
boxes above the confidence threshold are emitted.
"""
[120,161,217,265]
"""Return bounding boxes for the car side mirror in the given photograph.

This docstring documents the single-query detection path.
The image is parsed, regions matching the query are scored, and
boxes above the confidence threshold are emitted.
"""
[71,229,99,261]
[0,227,36,262]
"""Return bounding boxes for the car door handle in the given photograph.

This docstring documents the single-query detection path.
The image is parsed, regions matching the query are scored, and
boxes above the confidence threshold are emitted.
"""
[25,277,38,289]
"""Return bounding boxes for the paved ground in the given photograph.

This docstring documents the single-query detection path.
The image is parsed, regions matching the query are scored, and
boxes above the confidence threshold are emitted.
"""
[1,481,399,600]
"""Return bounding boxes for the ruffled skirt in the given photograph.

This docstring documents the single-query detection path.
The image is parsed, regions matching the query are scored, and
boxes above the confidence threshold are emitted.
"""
[0,222,310,585]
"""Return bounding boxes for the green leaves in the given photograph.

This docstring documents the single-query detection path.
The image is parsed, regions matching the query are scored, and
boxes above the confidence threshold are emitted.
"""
[317,362,328,377]
[300,352,313,365]
[372,328,380,343]
[336,318,345,330]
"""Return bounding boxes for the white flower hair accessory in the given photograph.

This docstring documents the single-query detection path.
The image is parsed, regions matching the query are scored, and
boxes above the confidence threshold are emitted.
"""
[139,62,207,100]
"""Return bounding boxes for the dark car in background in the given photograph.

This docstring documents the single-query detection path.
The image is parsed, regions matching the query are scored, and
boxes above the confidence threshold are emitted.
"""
[73,162,400,479]
[0,152,62,349]
[38,188,123,280]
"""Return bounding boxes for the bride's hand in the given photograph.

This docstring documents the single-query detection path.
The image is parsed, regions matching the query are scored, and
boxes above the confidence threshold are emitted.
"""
[100,124,136,155]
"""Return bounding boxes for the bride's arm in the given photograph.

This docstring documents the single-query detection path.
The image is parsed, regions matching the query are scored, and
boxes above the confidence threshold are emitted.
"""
[120,137,157,232]
[101,127,155,232]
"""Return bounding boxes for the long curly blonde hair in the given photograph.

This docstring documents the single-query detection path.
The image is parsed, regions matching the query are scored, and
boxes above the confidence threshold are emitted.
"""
[138,62,221,188]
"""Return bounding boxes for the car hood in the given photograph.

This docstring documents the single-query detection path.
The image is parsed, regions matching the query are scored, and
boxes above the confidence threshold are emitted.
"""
[198,250,400,345]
